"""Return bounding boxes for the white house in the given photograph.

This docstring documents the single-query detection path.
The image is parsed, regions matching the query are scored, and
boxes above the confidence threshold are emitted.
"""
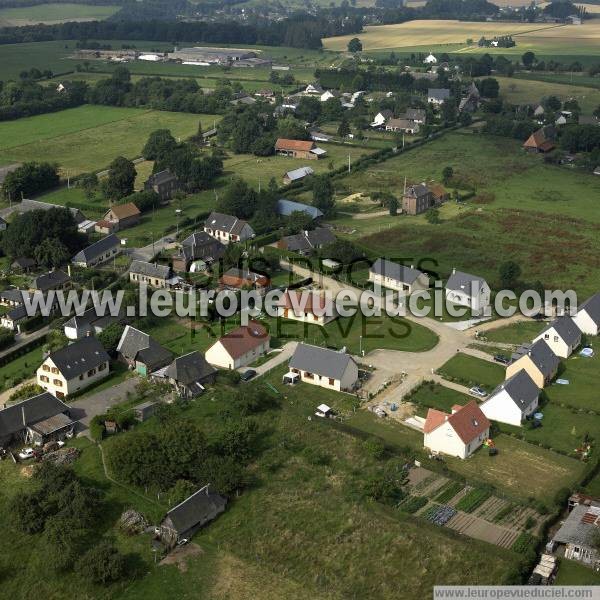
[424,53,437,64]
[428,88,451,105]
[445,269,491,314]
[71,234,121,268]
[278,290,338,326]
[205,321,270,370]
[423,401,490,459]
[320,90,339,102]
[369,258,429,294]
[574,293,600,336]
[370,109,393,128]
[533,315,582,359]
[480,370,540,427]
[287,343,358,392]
[305,83,324,95]
[37,337,110,399]
[204,212,255,245]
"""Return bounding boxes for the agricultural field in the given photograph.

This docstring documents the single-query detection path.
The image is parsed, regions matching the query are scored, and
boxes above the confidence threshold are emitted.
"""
[0,3,119,26]
[0,105,217,175]
[329,131,600,296]
[323,19,600,59]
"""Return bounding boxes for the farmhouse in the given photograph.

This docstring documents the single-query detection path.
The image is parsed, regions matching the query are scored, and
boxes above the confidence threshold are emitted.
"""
[219,268,270,294]
[159,485,227,548]
[445,269,491,314]
[154,351,217,398]
[283,166,315,185]
[369,258,429,294]
[63,306,123,340]
[551,502,600,569]
[0,304,30,333]
[533,315,582,359]
[404,108,426,124]
[96,202,141,234]
[72,234,121,268]
[0,392,73,448]
[385,118,419,134]
[30,270,70,293]
[276,198,323,220]
[205,321,270,370]
[117,325,173,376]
[144,169,180,201]
[305,82,324,95]
[523,126,556,153]
[506,339,560,388]
[169,46,257,65]
[129,260,174,289]
[287,343,359,392]
[37,337,110,399]
[278,290,338,326]
[428,89,451,105]
[574,293,600,336]
[204,212,255,244]
[278,227,336,255]
[480,370,540,427]
[172,231,225,272]
[275,138,327,160]
[371,109,393,128]
[423,401,490,459]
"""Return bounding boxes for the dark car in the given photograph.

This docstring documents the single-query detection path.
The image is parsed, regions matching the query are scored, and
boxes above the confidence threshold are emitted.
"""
[493,354,510,365]
[240,369,257,382]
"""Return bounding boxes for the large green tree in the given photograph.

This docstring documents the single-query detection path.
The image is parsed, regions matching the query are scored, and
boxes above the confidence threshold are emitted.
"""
[103,156,136,202]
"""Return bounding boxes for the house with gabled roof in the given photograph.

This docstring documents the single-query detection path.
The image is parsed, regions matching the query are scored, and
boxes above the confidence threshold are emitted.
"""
[144,169,180,201]
[278,290,338,326]
[153,351,217,398]
[172,231,225,272]
[574,293,600,336]
[551,502,600,568]
[423,401,490,459]
[159,485,227,548]
[117,325,173,376]
[404,108,426,124]
[445,268,491,314]
[427,88,451,105]
[369,258,429,294]
[63,306,124,341]
[205,321,270,370]
[275,139,327,160]
[277,227,335,255]
[371,109,393,128]
[37,337,110,399]
[30,270,71,293]
[287,343,358,392]
[129,260,174,289]
[72,234,121,268]
[533,315,582,358]
[523,126,556,153]
[480,370,540,426]
[97,202,140,234]
[506,339,560,388]
[0,391,74,447]
[385,118,419,134]
[219,268,270,294]
[204,212,255,245]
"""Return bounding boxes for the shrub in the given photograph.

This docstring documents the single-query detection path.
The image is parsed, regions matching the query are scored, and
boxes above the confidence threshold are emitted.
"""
[75,541,126,585]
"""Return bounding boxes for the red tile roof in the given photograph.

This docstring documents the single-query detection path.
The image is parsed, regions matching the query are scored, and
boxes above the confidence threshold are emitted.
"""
[108,202,141,220]
[424,408,448,433]
[424,401,489,444]
[523,129,555,152]
[218,321,270,359]
[275,138,315,152]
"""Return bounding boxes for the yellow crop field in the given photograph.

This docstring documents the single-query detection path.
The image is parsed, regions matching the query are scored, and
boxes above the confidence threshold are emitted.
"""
[323,19,600,56]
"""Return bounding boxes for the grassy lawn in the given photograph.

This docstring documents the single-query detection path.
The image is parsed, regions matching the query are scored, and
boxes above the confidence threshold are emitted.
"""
[0,3,118,26]
[0,105,218,175]
[406,381,470,417]
[554,559,600,585]
[0,346,45,390]
[437,354,505,391]
[544,353,600,412]
[484,320,547,345]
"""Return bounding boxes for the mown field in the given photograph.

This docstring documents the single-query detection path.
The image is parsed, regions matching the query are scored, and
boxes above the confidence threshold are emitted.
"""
[0,105,217,175]
[0,3,119,26]
[328,130,600,295]
[323,19,600,59]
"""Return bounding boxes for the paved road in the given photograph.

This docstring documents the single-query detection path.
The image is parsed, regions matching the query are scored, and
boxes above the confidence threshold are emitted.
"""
[126,236,178,262]
[241,342,298,378]
[0,325,50,362]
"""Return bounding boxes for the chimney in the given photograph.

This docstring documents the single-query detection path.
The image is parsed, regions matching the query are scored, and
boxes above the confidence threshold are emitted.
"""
[452,268,456,275]
[67,264,71,277]
[410,264,415,269]
[22,405,26,427]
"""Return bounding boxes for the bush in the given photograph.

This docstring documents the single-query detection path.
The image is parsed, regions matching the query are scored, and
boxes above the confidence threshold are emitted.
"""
[76,541,126,585]
[363,437,385,460]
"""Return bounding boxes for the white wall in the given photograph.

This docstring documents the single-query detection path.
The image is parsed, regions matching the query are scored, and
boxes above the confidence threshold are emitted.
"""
[480,388,537,427]
[534,328,579,359]
[37,357,109,398]
[424,421,488,459]
[574,311,598,336]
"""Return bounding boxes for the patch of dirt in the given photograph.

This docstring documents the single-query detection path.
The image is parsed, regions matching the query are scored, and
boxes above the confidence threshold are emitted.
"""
[159,542,203,572]
[20,465,35,478]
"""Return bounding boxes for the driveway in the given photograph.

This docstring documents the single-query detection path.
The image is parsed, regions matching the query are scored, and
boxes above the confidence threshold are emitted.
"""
[126,236,178,262]
[240,342,298,378]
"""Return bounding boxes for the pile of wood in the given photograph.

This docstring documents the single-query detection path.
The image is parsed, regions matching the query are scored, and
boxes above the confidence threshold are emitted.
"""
[41,447,80,466]
[120,509,148,534]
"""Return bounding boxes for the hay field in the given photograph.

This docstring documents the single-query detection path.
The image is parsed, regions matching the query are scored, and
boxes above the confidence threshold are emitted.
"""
[0,3,118,26]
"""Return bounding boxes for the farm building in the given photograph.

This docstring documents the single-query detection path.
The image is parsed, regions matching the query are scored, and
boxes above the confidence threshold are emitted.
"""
[283,166,315,184]
[445,269,491,314]
[574,293,600,336]
[286,343,359,392]
[205,321,270,370]
[0,198,86,224]
[275,139,327,160]
[219,268,270,294]
[172,231,225,272]
[278,227,335,255]
[385,118,419,134]
[506,340,560,388]
[276,198,323,220]
[551,502,600,569]
[168,46,257,65]
[533,315,582,359]
[423,401,490,459]
[72,234,121,268]
[153,351,217,398]
[523,126,556,153]
[117,325,173,376]
[204,212,255,245]
[369,258,429,294]
[480,370,540,427]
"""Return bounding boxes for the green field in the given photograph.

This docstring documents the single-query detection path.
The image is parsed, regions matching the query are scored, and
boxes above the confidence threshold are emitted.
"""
[554,559,600,585]
[484,320,547,345]
[330,131,600,296]
[0,105,217,175]
[437,354,505,391]
[0,3,119,26]
[545,353,600,411]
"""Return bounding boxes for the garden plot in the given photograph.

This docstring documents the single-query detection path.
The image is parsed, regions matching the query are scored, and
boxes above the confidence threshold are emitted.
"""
[446,512,521,549]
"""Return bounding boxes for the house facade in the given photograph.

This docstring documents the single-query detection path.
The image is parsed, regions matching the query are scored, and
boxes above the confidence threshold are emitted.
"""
[506,340,560,388]
[117,325,173,376]
[574,293,600,335]
[287,343,359,392]
[37,337,110,399]
[144,169,180,201]
[172,231,225,272]
[533,315,582,358]
[369,258,429,294]
[274,138,326,160]
[72,234,121,268]
[204,212,255,245]
[205,321,270,370]
[445,269,491,314]
[402,183,437,215]
[278,290,338,326]
[129,260,173,289]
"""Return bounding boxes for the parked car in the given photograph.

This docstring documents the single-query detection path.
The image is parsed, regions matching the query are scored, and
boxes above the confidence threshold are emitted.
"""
[18,448,35,460]
[493,354,510,365]
[240,369,257,382]
[469,386,488,398]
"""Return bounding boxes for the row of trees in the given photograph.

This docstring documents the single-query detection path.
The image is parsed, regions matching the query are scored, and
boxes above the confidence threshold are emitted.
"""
[2,161,60,201]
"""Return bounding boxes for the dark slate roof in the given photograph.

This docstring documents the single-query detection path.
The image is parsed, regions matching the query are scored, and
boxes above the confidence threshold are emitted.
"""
[72,234,120,264]
[579,293,600,326]
[164,485,227,535]
[180,231,225,262]
[370,258,424,285]
[405,108,426,121]
[277,198,323,220]
[488,369,539,411]
[405,183,430,198]
[289,343,356,380]
[31,270,70,292]
[165,351,216,385]
[11,257,36,269]
[0,392,69,440]
[282,227,335,253]
[0,289,30,304]
[117,325,172,366]
[539,316,581,347]
[428,88,451,100]
[204,212,250,236]
[130,260,171,280]
[146,169,178,186]
[47,337,109,378]
[446,270,489,293]
[64,306,123,331]
[511,339,560,377]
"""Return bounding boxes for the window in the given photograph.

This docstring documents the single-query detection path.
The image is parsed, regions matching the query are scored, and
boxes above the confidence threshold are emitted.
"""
[329,378,335,385]
[53,379,62,387]
[554,335,559,343]
[42,364,50,372]
[304,372,314,379]
[87,369,96,377]
[98,363,106,371]
[51,367,58,374]
[40,375,49,383]
[79,374,84,381]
